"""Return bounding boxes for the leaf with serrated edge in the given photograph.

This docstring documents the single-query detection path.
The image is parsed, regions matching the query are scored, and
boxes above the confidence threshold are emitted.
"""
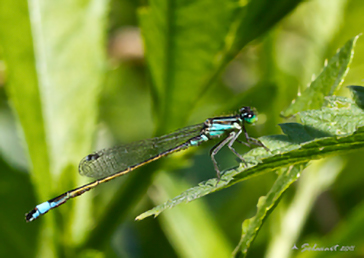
[136,98,364,220]
[282,35,359,117]
[232,164,305,257]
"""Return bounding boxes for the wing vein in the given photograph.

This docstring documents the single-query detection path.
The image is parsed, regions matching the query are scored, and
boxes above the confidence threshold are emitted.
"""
[79,124,204,178]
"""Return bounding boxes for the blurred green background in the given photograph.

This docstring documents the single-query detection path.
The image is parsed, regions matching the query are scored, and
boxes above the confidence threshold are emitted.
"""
[0,0,363,257]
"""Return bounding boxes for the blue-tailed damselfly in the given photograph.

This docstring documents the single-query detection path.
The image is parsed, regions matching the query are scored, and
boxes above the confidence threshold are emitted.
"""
[25,106,268,222]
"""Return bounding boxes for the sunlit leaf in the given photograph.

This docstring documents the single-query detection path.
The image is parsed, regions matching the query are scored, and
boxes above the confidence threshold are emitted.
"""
[136,97,364,220]
[232,164,305,258]
[0,0,108,254]
[282,35,359,117]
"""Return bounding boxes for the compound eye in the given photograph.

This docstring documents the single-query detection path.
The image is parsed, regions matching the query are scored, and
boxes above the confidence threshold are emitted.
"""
[239,106,257,124]
[245,113,257,124]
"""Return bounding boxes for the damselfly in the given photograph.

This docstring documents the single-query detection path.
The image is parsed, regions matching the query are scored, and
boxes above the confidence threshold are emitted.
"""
[25,106,268,222]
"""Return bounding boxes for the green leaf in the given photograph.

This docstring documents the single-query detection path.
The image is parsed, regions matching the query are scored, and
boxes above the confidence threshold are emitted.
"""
[0,0,50,204]
[266,157,344,258]
[151,172,232,258]
[348,85,364,109]
[138,0,304,131]
[228,0,303,58]
[0,0,108,255]
[282,35,359,117]
[136,97,364,220]
[232,164,305,258]
[0,0,56,256]
[138,0,238,130]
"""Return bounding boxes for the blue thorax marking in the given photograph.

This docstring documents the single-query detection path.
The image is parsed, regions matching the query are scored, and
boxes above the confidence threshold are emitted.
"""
[190,134,209,146]
[206,117,241,137]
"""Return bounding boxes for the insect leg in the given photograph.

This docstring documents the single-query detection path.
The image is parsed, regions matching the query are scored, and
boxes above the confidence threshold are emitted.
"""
[227,129,248,165]
[210,132,235,179]
[241,124,270,151]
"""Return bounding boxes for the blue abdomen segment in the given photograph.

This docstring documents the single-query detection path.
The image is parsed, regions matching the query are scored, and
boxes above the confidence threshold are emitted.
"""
[37,201,54,215]
[26,201,53,221]
[26,195,67,222]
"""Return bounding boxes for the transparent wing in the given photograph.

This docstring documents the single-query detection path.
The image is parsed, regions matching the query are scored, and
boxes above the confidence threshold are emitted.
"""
[79,124,205,178]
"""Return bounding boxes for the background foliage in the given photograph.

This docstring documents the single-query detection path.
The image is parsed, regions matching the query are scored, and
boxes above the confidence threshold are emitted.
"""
[0,0,363,257]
